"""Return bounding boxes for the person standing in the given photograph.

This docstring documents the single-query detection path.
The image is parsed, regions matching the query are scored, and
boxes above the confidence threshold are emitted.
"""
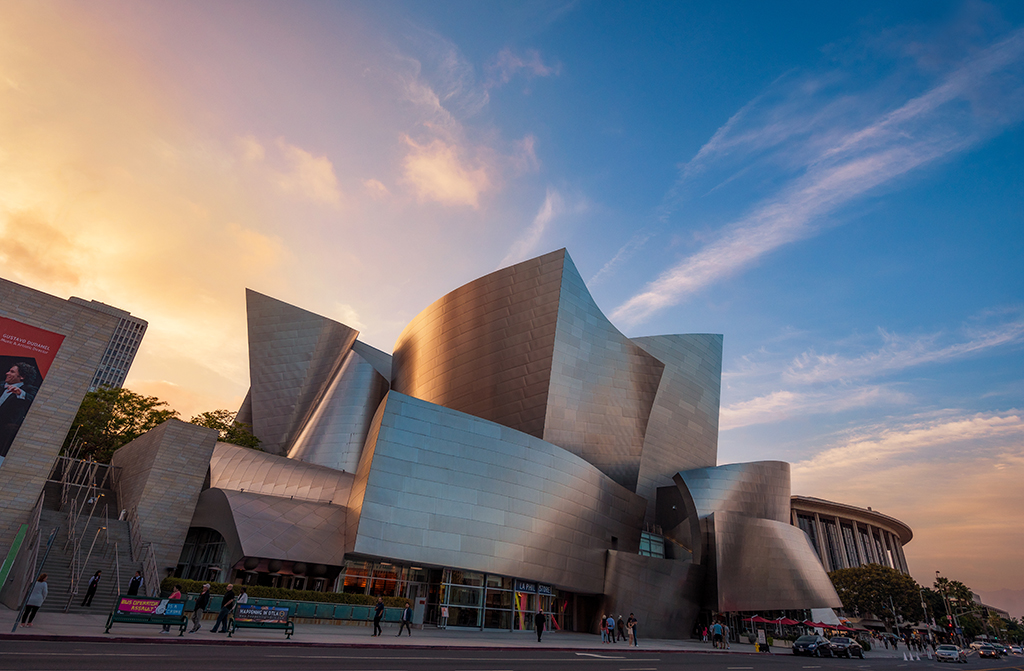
[81,570,101,607]
[535,608,547,642]
[711,620,723,648]
[209,584,236,634]
[724,622,731,650]
[600,614,608,643]
[189,583,211,633]
[372,597,385,636]
[607,615,616,642]
[396,601,413,636]
[161,585,182,633]
[617,615,626,643]
[627,613,638,647]
[127,571,143,596]
[20,574,48,627]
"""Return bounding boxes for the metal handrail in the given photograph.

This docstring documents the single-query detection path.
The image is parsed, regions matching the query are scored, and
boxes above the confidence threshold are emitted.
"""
[111,541,121,596]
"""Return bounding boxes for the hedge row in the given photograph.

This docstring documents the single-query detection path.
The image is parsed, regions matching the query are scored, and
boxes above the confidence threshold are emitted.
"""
[160,577,407,607]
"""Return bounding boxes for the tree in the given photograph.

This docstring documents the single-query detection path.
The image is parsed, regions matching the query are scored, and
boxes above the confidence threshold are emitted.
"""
[829,564,924,627]
[63,387,179,463]
[189,409,262,450]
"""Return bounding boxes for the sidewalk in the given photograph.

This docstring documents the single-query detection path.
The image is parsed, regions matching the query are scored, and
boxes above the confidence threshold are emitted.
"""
[0,610,918,657]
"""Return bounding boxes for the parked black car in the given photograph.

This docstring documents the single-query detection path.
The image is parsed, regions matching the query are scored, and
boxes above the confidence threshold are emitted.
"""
[793,635,834,657]
[830,636,865,658]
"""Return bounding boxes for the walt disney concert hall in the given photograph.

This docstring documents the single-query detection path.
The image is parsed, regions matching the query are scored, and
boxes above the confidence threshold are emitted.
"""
[177,249,841,636]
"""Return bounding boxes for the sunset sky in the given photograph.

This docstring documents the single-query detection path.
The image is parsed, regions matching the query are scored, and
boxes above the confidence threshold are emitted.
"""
[2,1,1022,606]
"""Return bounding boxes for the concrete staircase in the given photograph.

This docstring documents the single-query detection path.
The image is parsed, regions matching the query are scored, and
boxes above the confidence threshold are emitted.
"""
[35,492,141,615]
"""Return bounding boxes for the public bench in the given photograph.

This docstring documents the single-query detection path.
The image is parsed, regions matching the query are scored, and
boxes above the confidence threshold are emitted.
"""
[105,596,188,636]
[228,604,295,639]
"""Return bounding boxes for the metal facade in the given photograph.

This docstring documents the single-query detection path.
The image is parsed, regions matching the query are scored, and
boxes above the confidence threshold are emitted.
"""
[349,391,647,595]
[172,249,871,636]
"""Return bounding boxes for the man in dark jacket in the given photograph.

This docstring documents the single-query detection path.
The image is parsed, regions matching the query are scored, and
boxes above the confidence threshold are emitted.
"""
[127,571,143,596]
[372,597,385,636]
[396,601,413,636]
[535,608,547,642]
[210,585,236,634]
[82,570,101,607]
[190,584,211,633]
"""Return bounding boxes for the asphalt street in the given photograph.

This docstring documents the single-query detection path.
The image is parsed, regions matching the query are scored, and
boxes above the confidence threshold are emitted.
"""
[1,641,1022,671]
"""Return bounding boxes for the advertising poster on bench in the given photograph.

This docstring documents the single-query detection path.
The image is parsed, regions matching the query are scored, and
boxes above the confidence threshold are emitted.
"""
[236,605,290,624]
[0,317,65,470]
[116,596,184,616]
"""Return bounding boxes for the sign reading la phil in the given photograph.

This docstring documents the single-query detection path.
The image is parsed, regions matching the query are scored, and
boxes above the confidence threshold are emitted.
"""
[0,317,66,468]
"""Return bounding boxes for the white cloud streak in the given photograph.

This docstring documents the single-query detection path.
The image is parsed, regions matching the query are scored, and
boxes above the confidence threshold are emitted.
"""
[792,411,1024,478]
[720,385,911,430]
[786,319,1024,384]
[499,187,563,268]
[612,27,1024,327]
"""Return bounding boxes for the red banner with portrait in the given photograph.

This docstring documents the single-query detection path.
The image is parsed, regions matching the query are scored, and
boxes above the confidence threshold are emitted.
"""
[0,317,66,464]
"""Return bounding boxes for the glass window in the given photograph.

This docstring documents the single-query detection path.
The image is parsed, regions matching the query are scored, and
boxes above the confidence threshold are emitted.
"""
[639,531,665,558]
[486,575,512,589]
[797,514,819,557]
[448,585,482,606]
[447,570,484,586]
[841,523,859,567]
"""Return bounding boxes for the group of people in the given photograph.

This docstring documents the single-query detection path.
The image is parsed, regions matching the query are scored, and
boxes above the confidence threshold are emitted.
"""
[702,621,731,649]
[188,582,248,634]
[370,596,414,637]
[19,568,154,627]
[598,613,639,646]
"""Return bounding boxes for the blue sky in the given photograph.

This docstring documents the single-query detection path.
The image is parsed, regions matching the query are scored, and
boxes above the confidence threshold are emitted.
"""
[1,0,1021,600]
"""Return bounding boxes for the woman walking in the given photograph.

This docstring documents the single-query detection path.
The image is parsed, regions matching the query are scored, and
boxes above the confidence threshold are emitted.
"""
[20,574,48,627]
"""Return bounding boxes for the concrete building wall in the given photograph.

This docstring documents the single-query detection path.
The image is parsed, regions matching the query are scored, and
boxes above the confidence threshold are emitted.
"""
[111,419,218,572]
[0,279,118,560]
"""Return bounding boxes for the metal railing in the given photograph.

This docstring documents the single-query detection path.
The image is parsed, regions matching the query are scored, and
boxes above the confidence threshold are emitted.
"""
[124,506,160,597]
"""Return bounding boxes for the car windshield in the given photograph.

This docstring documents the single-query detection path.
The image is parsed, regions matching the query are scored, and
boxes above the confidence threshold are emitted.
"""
[796,636,819,643]
[937,645,957,651]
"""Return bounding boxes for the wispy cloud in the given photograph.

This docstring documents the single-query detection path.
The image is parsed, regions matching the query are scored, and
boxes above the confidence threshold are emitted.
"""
[786,318,1024,384]
[793,410,1024,478]
[720,311,1024,428]
[486,48,560,88]
[400,136,491,208]
[499,188,563,268]
[720,385,910,430]
[612,26,1024,327]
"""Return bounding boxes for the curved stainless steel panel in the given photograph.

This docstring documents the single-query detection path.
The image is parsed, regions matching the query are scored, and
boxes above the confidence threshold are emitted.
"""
[210,442,354,505]
[633,334,722,521]
[287,349,389,473]
[391,250,564,439]
[245,289,358,455]
[391,250,664,491]
[542,254,664,491]
[193,487,348,566]
[603,551,705,639]
[675,461,791,523]
[347,391,647,594]
[710,511,842,611]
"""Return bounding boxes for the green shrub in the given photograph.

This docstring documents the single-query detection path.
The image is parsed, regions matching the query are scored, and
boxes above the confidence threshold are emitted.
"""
[160,577,406,607]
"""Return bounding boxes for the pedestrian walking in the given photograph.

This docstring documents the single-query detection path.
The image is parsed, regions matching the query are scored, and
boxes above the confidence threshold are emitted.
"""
[127,571,143,596]
[535,608,547,642]
[724,623,731,649]
[81,570,101,607]
[600,613,608,642]
[627,613,638,647]
[712,621,723,648]
[702,625,708,642]
[161,585,182,633]
[189,583,211,633]
[607,615,616,642]
[209,584,236,634]
[372,596,384,636]
[20,574,48,627]
[396,601,413,636]
[617,615,626,643]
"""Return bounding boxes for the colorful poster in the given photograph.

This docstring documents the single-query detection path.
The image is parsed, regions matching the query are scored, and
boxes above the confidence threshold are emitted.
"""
[115,597,184,616]
[0,317,65,467]
[235,605,290,624]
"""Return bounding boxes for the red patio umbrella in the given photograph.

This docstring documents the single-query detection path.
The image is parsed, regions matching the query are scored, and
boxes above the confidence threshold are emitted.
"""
[779,618,801,626]
[746,616,772,623]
